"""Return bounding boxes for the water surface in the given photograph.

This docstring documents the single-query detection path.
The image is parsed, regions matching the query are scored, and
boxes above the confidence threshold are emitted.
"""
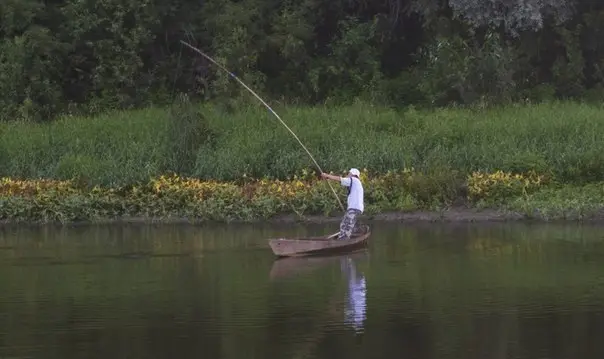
[2,221,604,359]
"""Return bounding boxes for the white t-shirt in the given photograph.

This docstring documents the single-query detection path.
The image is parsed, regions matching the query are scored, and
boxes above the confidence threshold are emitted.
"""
[340,176,364,212]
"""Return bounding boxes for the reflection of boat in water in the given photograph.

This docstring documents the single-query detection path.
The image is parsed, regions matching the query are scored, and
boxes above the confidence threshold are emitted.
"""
[267,225,371,257]
[269,249,368,280]
[269,249,368,333]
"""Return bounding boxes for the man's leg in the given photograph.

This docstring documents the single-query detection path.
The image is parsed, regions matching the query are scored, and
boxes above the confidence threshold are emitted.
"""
[338,209,359,240]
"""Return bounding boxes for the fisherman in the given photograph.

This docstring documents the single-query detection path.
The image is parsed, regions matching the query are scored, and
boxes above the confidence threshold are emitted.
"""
[321,168,364,240]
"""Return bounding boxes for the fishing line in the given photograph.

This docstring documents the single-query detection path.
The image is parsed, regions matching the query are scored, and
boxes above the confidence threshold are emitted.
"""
[179,40,345,212]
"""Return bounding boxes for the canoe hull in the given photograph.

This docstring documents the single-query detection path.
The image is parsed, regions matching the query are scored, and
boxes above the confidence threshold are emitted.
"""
[268,225,371,257]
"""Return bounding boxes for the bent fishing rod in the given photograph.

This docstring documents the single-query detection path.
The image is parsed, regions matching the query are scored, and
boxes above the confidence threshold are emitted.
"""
[179,40,345,212]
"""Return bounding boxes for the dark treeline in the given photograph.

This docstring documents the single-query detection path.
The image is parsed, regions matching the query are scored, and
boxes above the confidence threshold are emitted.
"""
[1,0,603,121]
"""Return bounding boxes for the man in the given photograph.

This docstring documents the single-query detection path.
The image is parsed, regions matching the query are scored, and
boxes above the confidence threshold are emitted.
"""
[321,168,364,240]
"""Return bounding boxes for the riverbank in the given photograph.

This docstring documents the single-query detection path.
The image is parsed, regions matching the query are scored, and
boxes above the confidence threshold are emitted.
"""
[4,207,604,226]
[2,101,604,225]
[1,172,604,225]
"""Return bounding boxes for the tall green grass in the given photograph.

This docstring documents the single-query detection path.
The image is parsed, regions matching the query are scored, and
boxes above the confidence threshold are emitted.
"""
[1,100,603,185]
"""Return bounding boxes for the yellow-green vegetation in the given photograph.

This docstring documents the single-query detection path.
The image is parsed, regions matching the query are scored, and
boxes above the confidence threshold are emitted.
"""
[2,101,604,223]
[2,168,604,223]
[467,170,547,204]
[0,170,412,223]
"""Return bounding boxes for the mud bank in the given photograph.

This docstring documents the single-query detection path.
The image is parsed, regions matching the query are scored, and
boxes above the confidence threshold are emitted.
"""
[5,207,604,227]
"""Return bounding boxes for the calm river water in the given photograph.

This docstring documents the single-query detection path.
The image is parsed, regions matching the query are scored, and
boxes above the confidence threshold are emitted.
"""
[2,221,604,359]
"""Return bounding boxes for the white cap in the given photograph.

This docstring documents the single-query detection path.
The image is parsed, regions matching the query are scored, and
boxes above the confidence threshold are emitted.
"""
[349,168,360,176]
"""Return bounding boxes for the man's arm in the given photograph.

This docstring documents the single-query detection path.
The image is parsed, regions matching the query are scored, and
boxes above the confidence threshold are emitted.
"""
[321,173,351,186]
[321,173,341,181]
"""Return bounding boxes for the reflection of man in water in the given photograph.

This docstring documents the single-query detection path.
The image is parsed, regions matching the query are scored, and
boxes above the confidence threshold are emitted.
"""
[341,257,366,333]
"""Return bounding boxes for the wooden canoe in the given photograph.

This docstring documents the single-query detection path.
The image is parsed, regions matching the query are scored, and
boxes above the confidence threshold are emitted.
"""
[268,224,371,257]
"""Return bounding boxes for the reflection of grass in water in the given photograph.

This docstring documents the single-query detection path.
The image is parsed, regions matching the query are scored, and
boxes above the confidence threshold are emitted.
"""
[364,224,604,358]
[2,223,604,359]
[369,223,604,301]
[5,223,601,303]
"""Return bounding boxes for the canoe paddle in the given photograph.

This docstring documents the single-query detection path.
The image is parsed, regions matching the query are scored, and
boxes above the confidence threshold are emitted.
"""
[326,231,340,239]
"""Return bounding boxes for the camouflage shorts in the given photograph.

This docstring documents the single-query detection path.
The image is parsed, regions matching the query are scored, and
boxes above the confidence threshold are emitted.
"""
[338,208,361,240]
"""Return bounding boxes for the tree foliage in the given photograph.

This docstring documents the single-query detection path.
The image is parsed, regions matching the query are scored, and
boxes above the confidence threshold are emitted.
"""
[447,0,576,34]
[0,0,602,121]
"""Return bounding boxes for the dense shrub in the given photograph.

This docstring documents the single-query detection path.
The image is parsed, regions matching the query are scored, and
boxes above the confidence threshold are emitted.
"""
[3,168,601,223]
